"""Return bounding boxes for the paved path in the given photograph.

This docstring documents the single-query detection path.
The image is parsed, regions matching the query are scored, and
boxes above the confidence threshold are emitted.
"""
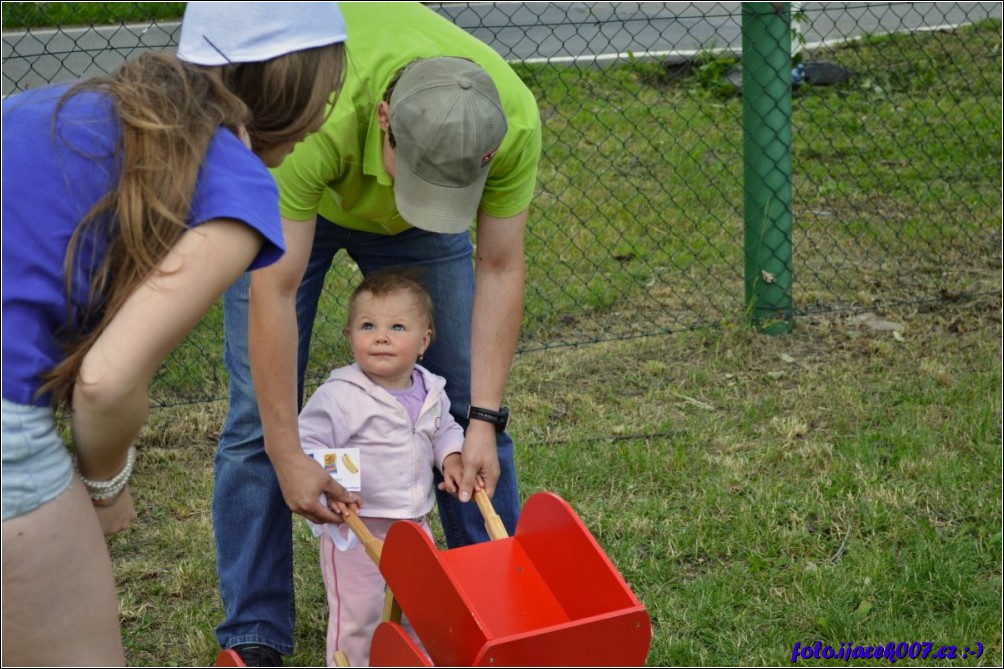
[4,2,1000,96]
[440,2,1000,63]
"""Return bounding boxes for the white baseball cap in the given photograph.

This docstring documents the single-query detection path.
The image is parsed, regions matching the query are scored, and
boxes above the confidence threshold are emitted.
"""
[177,2,347,66]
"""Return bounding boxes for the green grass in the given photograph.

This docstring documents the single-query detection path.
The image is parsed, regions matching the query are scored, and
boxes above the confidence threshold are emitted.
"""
[113,297,1002,666]
[1,2,184,28]
[12,9,997,666]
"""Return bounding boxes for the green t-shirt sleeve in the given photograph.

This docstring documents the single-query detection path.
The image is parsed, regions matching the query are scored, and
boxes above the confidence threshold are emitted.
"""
[480,112,542,220]
[271,128,343,222]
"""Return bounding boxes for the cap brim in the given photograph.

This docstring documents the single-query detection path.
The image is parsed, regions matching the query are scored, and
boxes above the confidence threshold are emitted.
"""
[394,163,488,234]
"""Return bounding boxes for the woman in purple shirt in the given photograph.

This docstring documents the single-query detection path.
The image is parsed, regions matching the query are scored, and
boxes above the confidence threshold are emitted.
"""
[1,3,351,664]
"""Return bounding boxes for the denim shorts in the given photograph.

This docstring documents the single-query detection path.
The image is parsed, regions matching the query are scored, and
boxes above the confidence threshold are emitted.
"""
[1,398,75,520]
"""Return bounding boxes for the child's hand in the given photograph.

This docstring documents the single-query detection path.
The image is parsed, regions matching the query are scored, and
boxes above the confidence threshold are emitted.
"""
[436,453,465,498]
[328,499,362,523]
[324,480,362,522]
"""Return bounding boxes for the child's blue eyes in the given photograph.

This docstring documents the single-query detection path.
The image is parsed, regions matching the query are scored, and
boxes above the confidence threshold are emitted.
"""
[359,323,406,331]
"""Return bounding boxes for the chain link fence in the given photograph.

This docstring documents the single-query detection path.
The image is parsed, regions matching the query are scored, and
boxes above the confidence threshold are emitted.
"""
[3,2,1001,406]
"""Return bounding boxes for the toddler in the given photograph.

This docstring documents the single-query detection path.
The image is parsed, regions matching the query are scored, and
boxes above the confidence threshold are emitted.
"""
[299,270,465,666]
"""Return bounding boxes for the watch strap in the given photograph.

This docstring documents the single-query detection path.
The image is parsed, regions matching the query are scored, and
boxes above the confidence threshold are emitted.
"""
[468,405,509,432]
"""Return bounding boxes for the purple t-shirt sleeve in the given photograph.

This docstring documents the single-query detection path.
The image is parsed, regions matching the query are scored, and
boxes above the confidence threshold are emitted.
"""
[189,129,285,271]
[1,86,287,406]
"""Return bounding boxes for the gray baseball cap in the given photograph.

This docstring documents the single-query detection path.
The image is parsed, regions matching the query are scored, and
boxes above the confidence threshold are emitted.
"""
[390,57,508,234]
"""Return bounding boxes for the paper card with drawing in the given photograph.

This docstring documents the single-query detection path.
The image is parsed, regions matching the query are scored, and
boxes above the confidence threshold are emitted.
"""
[311,448,362,491]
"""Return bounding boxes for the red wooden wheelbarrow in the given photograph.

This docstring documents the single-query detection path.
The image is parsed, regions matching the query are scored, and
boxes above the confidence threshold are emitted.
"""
[217,491,651,666]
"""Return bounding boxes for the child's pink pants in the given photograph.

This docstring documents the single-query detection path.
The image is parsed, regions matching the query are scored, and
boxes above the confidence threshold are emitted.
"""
[320,516,431,667]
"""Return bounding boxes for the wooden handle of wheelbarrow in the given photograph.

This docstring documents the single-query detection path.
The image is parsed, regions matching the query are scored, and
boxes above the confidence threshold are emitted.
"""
[474,489,509,540]
[341,512,403,626]
[343,511,383,564]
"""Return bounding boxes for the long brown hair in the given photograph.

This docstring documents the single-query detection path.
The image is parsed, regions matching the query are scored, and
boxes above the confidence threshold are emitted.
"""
[39,43,345,408]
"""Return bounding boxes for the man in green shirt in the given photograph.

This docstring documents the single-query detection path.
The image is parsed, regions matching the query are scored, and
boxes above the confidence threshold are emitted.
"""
[212,3,542,664]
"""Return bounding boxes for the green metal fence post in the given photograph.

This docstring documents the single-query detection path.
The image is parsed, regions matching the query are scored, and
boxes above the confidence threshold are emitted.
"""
[742,2,794,334]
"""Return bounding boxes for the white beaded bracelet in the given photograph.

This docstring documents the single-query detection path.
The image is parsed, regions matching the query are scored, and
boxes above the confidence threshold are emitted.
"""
[75,446,137,501]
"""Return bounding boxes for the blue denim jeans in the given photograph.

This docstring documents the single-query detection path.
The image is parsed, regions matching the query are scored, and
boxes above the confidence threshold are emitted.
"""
[1,398,75,521]
[213,222,521,653]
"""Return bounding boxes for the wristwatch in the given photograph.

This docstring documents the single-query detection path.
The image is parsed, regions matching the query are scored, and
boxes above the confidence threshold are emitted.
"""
[467,405,510,432]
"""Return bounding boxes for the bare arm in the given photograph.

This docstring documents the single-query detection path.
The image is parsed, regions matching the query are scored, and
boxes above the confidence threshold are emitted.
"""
[458,209,527,502]
[71,220,265,533]
[249,216,359,523]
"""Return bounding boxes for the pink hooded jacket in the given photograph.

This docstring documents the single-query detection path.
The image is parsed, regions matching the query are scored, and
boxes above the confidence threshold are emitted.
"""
[299,363,465,519]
